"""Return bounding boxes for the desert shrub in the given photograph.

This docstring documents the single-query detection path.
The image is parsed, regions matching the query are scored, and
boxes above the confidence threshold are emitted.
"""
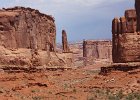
[125,92,140,100]
[32,96,45,100]
[31,89,40,93]
[73,88,77,93]
[87,96,96,100]
[108,90,124,100]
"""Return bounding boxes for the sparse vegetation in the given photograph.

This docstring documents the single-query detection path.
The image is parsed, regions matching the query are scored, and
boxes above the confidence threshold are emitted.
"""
[32,96,46,100]
[73,88,77,93]
[125,92,140,100]
[0,66,140,100]
[108,92,140,100]
[87,96,95,100]
[31,89,40,93]
[108,90,124,100]
[86,89,140,100]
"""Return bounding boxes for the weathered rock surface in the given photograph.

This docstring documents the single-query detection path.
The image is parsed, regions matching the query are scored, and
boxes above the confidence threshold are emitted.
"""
[0,7,74,67]
[112,1,140,63]
[0,6,56,66]
[0,6,56,51]
[83,40,112,65]
[62,30,70,53]
[135,0,140,32]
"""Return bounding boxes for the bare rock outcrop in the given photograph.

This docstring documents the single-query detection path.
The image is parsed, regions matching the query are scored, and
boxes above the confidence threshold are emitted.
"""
[0,6,56,51]
[112,1,140,63]
[83,40,112,65]
[0,7,74,68]
[135,0,140,32]
[62,30,70,53]
[0,6,57,66]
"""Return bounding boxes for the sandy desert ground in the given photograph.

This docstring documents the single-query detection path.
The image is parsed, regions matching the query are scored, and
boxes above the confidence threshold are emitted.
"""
[0,65,139,100]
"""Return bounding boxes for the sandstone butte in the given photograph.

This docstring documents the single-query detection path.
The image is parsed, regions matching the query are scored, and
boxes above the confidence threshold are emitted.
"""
[83,40,112,66]
[0,6,73,67]
[112,0,140,63]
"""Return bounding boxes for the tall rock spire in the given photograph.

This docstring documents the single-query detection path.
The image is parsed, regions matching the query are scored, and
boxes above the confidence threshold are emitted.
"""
[62,30,70,53]
[135,0,140,32]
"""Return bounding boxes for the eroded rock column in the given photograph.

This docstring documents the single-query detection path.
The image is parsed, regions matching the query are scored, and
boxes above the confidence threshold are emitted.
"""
[125,9,136,33]
[112,18,119,63]
[120,17,127,33]
[62,30,70,53]
[112,7,140,63]
[135,0,140,32]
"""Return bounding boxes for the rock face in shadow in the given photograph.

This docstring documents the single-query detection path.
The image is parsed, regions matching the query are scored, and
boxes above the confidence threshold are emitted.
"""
[135,0,140,32]
[112,6,140,63]
[62,30,70,53]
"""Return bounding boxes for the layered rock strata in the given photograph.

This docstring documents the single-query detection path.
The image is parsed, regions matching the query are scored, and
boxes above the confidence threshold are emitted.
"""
[135,0,140,32]
[0,7,73,67]
[0,6,56,51]
[112,6,140,63]
[83,40,112,65]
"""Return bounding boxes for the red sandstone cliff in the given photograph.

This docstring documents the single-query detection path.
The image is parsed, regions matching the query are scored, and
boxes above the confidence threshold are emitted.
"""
[0,6,56,51]
[83,40,112,65]
[0,7,73,67]
[112,1,140,63]
[135,0,140,32]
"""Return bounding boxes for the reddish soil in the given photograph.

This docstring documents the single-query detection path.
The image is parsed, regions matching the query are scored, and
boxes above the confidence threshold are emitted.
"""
[0,67,140,100]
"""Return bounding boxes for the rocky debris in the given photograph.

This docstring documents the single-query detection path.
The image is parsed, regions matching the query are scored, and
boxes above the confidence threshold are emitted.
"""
[27,82,48,87]
[62,30,70,53]
[0,66,72,73]
[48,52,74,68]
[83,40,112,66]
[100,62,140,75]
[2,66,42,73]
[0,65,139,99]
[30,49,41,67]
[112,8,140,63]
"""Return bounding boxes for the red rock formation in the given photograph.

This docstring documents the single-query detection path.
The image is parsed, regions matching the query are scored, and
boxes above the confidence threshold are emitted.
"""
[83,40,112,65]
[0,6,57,67]
[120,17,127,33]
[135,0,140,32]
[112,18,119,62]
[62,30,70,53]
[125,9,137,33]
[83,40,87,57]
[0,6,56,51]
[112,6,140,63]
[0,7,74,68]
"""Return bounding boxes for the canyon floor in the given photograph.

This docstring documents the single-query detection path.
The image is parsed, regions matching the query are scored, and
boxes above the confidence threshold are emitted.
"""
[0,64,140,100]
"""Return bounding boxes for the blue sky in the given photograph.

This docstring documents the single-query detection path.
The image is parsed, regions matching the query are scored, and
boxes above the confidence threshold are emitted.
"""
[0,0,134,43]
